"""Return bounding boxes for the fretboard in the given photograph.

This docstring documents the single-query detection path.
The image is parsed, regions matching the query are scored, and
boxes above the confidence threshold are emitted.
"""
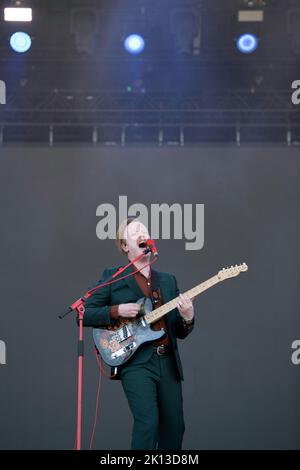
[144,274,220,325]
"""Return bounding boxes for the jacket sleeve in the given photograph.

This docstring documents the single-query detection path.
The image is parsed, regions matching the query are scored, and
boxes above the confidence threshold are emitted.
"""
[172,275,195,340]
[82,268,116,327]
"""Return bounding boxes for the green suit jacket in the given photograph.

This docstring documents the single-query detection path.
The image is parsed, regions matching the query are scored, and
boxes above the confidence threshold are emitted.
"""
[83,265,195,381]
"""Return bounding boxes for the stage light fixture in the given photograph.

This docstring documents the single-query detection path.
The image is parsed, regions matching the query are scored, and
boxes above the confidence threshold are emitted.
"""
[170,8,201,56]
[4,7,32,22]
[236,33,258,53]
[287,8,300,55]
[124,34,145,55]
[70,8,98,55]
[9,31,32,53]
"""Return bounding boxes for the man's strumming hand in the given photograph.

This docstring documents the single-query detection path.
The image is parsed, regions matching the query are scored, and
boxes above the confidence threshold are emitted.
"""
[118,303,140,318]
[176,293,194,321]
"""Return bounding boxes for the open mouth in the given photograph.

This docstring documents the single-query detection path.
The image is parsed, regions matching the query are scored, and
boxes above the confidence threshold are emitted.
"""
[138,241,147,248]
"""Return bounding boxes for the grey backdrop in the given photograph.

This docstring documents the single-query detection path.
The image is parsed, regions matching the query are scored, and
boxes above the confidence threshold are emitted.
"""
[0,145,299,449]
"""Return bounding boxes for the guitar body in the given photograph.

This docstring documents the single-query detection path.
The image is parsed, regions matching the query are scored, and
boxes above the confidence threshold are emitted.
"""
[93,297,165,367]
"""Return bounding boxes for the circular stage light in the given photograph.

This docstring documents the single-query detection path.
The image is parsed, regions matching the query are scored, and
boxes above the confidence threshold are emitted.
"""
[237,34,258,54]
[10,32,32,53]
[124,34,145,55]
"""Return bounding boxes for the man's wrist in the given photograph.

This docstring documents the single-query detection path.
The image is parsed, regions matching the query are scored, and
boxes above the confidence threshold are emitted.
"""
[181,316,194,325]
[110,305,119,319]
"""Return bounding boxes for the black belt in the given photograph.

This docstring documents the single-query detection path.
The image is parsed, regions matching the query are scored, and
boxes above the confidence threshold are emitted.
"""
[152,344,172,356]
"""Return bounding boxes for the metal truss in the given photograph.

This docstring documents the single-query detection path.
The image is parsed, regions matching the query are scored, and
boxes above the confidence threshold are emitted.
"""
[0,89,299,144]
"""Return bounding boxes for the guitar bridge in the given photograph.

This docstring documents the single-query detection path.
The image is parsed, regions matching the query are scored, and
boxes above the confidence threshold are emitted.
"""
[111,341,136,359]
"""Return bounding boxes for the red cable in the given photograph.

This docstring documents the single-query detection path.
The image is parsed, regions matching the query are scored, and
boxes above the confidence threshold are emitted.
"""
[89,348,102,450]
[89,348,116,449]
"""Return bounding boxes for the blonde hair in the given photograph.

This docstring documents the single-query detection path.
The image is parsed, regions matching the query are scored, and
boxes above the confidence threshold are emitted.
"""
[116,217,137,254]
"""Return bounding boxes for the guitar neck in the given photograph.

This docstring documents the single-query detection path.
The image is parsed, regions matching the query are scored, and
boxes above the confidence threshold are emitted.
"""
[145,274,220,325]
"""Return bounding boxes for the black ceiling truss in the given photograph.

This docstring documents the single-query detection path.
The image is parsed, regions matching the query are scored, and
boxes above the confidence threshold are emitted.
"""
[0,89,299,145]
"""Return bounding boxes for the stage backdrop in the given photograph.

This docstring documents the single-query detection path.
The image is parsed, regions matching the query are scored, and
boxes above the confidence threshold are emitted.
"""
[0,145,299,450]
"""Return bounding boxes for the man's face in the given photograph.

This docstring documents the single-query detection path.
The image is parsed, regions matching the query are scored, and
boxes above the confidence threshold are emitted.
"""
[122,221,151,260]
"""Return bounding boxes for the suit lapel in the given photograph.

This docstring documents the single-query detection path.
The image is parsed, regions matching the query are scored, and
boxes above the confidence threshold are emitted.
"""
[122,266,170,301]
[123,265,145,298]
[156,272,171,304]
[156,272,177,332]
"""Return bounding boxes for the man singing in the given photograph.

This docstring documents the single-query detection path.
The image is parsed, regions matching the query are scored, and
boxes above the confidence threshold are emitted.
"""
[83,217,195,450]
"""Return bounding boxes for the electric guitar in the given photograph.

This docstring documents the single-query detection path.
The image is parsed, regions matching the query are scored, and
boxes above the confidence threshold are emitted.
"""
[93,263,248,366]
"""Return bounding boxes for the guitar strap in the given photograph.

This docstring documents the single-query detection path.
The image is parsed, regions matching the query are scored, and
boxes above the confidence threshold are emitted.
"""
[150,269,161,309]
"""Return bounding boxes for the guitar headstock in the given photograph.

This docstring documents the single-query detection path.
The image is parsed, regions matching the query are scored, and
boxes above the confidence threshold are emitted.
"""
[218,262,248,280]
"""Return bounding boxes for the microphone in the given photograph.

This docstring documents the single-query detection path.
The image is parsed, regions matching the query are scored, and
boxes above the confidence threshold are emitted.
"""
[145,239,158,257]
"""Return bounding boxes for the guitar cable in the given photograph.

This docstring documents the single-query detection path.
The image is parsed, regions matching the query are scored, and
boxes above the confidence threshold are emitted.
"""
[88,347,103,450]
[73,348,107,450]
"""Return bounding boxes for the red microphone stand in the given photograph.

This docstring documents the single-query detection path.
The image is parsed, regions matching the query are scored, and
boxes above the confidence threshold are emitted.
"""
[59,247,157,450]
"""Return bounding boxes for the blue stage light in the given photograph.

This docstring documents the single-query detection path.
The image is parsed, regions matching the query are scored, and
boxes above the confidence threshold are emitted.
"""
[237,34,258,54]
[124,34,145,55]
[9,32,32,53]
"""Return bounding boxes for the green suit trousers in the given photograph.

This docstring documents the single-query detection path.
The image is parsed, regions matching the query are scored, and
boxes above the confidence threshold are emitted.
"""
[120,348,185,450]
